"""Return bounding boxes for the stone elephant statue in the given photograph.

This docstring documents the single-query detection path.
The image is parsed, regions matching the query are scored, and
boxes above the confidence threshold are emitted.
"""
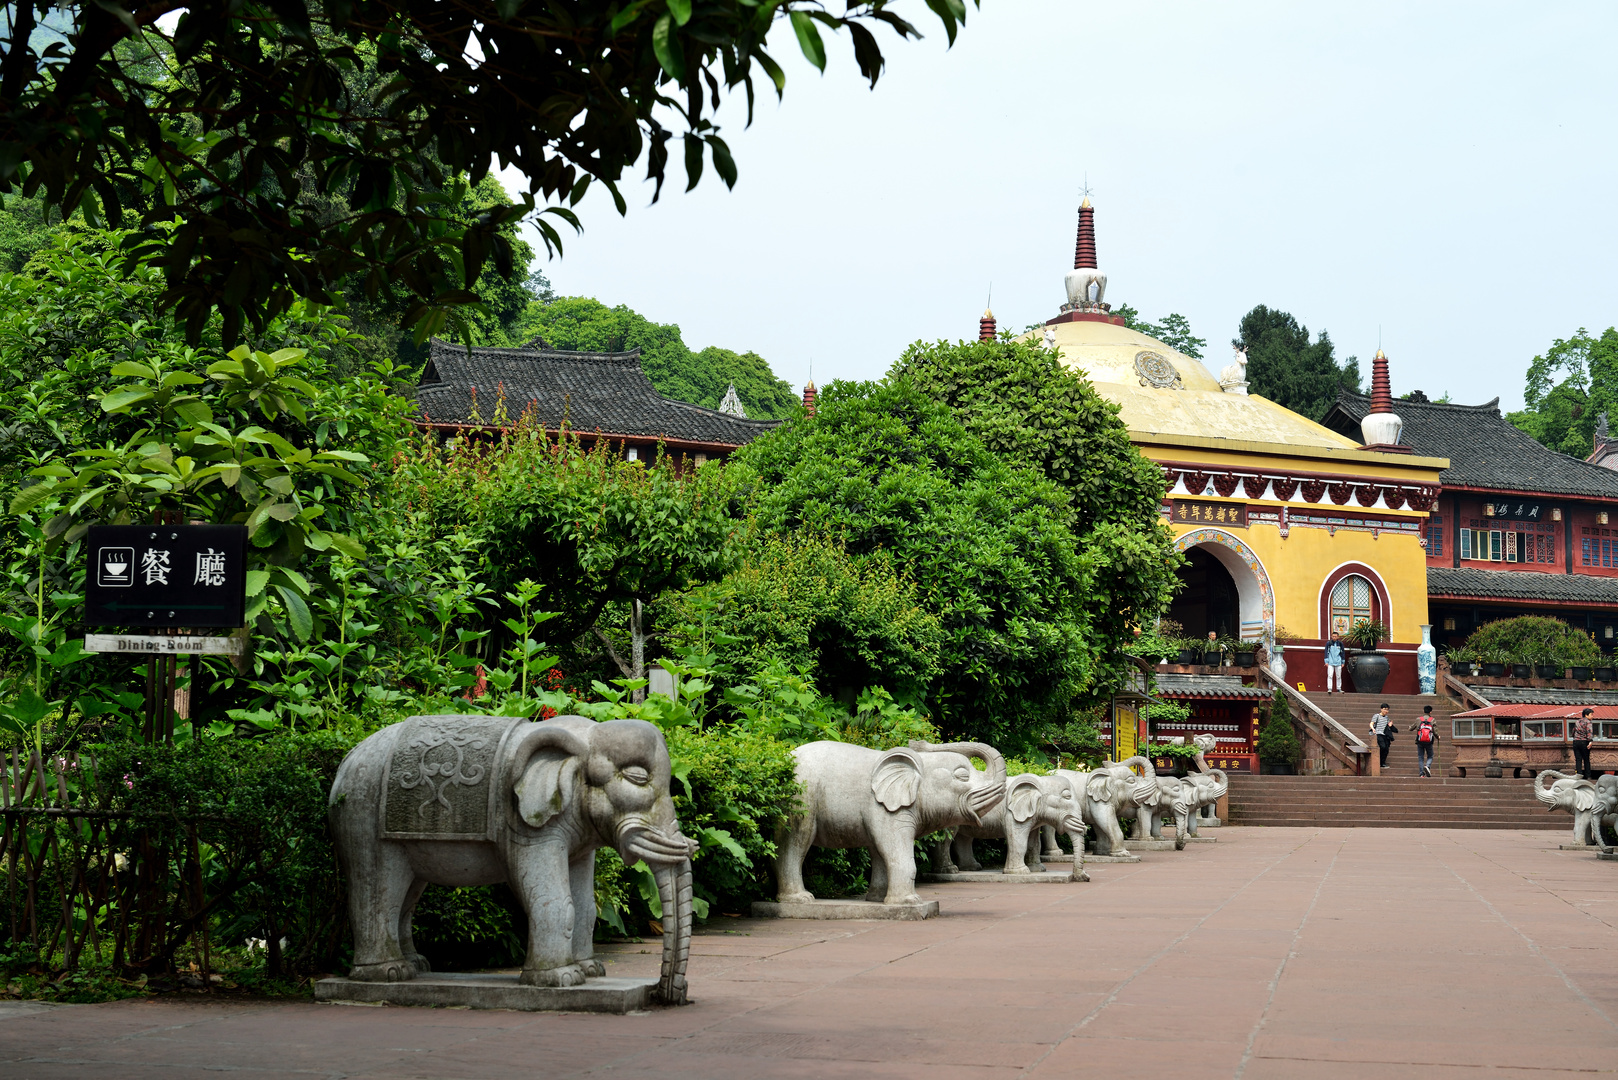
[1534,770,1618,845]
[1179,768,1229,837]
[774,738,1007,904]
[1130,775,1194,849]
[329,714,697,1003]
[930,773,1088,876]
[1055,756,1158,856]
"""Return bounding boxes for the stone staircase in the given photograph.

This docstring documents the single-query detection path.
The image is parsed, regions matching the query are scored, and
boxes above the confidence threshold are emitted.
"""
[1229,692,1562,829]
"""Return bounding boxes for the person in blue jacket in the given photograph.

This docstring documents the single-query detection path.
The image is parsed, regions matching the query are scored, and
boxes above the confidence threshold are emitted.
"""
[1323,631,1346,693]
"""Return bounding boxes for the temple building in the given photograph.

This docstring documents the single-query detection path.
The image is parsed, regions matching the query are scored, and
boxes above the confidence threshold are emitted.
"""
[413,336,779,462]
[1017,199,1447,710]
[1323,392,1618,650]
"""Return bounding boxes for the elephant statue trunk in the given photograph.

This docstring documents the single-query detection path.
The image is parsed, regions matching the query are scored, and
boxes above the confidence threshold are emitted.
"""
[1119,755,1159,806]
[652,858,694,1005]
[910,740,1007,825]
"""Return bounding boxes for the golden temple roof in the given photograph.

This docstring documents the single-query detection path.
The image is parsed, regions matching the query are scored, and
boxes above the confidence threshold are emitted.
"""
[1025,318,1362,451]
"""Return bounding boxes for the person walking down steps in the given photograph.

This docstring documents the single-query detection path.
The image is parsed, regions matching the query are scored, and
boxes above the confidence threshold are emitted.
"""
[1324,632,1346,693]
[1573,707,1595,781]
[1415,706,1438,778]
[1370,704,1396,770]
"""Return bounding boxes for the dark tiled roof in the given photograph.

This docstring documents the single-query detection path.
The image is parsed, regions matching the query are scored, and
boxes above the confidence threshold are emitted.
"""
[1152,673,1272,699]
[1456,686,1618,707]
[1428,566,1618,605]
[1324,393,1618,499]
[415,338,781,448]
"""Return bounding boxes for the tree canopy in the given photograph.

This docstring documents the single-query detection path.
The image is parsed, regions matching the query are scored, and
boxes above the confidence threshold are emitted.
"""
[889,337,1181,676]
[1506,327,1618,459]
[729,377,1100,741]
[0,0,972,345]
[514,296,797,419]
[1114,305,1207,360]
[1236,305,1361,421]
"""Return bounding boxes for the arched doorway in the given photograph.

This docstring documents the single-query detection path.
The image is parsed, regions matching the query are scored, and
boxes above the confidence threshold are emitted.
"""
[1168,547,1240,640]
[1169,529,1276,642]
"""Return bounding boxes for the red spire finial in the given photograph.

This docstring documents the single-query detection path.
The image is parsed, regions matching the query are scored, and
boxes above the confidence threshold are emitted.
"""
[1074,197,1097,270]
[1370,349,1393,414]
[979,309,996,342]
[802,382,817,418]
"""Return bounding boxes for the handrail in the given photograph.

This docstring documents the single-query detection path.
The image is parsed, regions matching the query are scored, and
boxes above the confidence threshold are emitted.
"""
[1440,671,1492,712]
[1253,668,1369,773]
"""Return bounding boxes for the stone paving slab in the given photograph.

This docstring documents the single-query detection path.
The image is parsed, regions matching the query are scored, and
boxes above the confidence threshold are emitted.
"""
[749,898,939,920]
[7,828,1618,1078]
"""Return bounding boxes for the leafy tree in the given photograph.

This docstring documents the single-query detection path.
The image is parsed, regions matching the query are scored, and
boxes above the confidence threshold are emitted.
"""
[1256,688,1300,767]
[0,194,61,273]
[730,378,1097,742]
[1506,327,1618,459]
[513,296,797,418]
[0,1,970,345]
[889,337,1182,687]
[1236,305,1361,421]
[1114,305,1207,359]
[464,423,735,690]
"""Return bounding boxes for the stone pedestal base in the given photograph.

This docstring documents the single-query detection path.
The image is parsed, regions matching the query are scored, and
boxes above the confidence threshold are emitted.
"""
[1120,839,1182,851]
[314,972,657,1013]
[1180,836,1217,844]
[1597,849,1618,861]
[750,898,939,920]
[918,870,1077,883]
[1045,852,1141,864]
[1560,842,1595,850]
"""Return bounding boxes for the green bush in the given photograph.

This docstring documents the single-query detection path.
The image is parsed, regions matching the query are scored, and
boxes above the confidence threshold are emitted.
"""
[1256,689,1301,767]
[1460,616,1602,666]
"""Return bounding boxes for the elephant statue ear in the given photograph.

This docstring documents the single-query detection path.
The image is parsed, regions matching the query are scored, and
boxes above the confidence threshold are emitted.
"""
[1085,772,1113,802]
[1574,783,1600,813]
[871,748,925,812]
[1007,776,1043,823]
[506,719,592,830]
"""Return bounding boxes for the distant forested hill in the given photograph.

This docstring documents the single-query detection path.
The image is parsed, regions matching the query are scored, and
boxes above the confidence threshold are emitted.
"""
[513,297,797,420]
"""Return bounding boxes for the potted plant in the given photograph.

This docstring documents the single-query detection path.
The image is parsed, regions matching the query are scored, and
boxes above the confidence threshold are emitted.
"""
[1572,661,1594,682]
[1199,636,1224,666]
[1344,619,1392,696]
[1233,638,1257,667]
[1448,648,1477,678]
[1257,688,1302,775]
[1535,650,1566,680]
[1510,649,1532,680]
[1175,640,1199,665]
[1598,658,1618,683]
[1480,647,1508,678]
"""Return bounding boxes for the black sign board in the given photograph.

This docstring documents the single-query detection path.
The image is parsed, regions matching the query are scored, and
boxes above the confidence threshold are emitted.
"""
[85,525,248,628]
[1172,499,1248,528]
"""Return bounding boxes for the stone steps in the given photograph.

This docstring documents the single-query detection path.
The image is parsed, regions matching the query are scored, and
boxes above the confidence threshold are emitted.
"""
[1226,769,1562,829]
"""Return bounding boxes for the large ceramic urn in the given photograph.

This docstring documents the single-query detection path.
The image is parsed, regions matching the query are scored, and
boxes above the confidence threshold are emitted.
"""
[1348,651,1391,696]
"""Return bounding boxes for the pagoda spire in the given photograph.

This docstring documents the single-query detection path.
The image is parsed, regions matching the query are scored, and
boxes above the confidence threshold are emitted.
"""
[1074,196,1097,270]
[1359,348,1408,452]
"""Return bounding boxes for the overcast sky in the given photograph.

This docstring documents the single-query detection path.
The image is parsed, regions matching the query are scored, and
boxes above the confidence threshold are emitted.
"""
[499,1,1617,413]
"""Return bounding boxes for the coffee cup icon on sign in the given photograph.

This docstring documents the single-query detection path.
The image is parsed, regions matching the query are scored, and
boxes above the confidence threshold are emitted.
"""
[98,547,134,587]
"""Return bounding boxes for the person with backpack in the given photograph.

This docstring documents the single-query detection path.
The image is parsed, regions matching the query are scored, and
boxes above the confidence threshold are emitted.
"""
[1370,703,1396,770]
[1572,707,1596,781]
[1415,705,1438,778]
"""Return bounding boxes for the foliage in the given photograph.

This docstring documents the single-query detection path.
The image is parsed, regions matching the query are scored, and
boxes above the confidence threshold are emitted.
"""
[1018,705,1109,770]
[0,1,971,345]
[731,377,1096,742]
[1236,305,1362,421]
[1114,304,1208,359]
[1459,616,1601,667]
[1145,741,1202,764]
[1344,620,1390,651]
[1256,688,1301,766]
[514,296,797,419]
[887,339,1182,699]
[660,533,942,702]
[410,885,526,970]
[1506,327,1618,458]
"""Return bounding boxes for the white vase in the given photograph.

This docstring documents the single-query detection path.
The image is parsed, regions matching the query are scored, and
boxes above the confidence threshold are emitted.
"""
[1417,624,1438,694]
[1269,645,1288,684]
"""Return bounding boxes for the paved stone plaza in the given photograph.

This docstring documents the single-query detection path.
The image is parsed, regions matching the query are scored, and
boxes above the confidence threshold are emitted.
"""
[5,826,1618,1078]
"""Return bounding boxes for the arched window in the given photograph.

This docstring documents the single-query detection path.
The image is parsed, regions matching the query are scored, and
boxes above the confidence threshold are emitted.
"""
[1329,574,1373,634]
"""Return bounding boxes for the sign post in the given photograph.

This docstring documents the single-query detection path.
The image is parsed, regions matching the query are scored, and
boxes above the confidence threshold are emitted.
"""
[84,524,249,742]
